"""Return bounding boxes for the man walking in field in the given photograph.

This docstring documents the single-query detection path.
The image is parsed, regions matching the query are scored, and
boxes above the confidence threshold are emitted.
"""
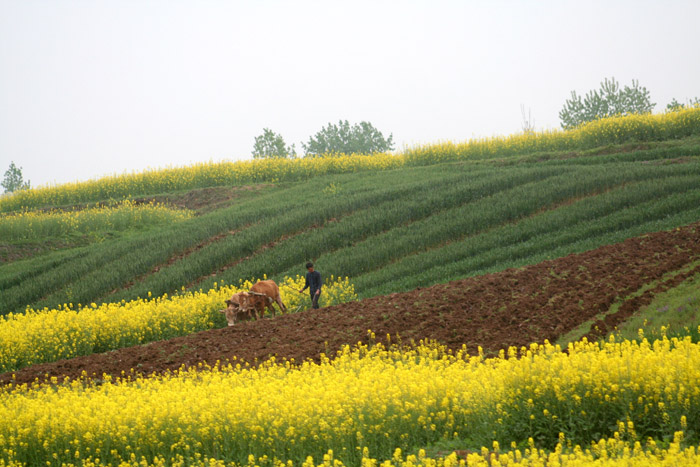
[299,262,322,309]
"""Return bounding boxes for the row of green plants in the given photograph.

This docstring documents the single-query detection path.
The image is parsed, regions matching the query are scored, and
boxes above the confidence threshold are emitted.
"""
[512,135,700,166]
[1,107,698,213]
[193,159,700,298]
[1,165,475,314]
[356,176,700,297]
[3,144,700,315]
[0,183,288,295]
[0,160,629,312]
[111,165,566,303]
[283,165,695,283]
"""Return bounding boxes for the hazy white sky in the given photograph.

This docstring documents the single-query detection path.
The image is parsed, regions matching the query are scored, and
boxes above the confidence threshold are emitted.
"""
[1,0,699,187]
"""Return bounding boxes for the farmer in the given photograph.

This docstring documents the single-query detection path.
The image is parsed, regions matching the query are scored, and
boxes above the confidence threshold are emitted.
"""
[299,261,322,309]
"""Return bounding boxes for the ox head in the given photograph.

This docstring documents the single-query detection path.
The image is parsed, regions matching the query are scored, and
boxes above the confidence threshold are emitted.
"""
[218,292,254,326]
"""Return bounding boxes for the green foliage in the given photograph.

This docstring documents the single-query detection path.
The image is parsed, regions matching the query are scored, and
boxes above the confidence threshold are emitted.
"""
[0,201,192,242]
[667,97,700,112]
[1,161,30,193]
[333,170,700,297]
[3,138,700,315]
[302,120,394,156]
[252,128,296,159]
[613,268,700,343]
[559,77,655,129]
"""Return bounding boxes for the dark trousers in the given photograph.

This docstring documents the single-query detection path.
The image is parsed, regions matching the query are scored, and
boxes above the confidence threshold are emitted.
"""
[311,291,321,309]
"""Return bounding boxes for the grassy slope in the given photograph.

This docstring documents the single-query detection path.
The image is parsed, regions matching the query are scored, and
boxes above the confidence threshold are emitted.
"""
[2,137,700,316]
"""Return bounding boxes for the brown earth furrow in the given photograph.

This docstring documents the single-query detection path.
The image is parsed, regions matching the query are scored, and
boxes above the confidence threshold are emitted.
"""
[2,222,699,387]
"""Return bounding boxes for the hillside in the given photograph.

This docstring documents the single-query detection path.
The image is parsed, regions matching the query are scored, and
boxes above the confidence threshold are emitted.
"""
[3,219,698,387]
[3,118,700,466]
[2,135,700,317]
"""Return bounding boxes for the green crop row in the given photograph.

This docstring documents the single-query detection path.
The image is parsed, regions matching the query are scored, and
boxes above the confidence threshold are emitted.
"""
[359,180,700,297]
[187,161,698,299]
[128,166,567,301]
[117,156,700,303]
[75,166,502,306]
[2,141,700,316]
[2,165,492,313]
[296,165,687,281]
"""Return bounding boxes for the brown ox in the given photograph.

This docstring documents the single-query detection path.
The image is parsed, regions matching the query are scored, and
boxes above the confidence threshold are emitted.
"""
[218,279,287,326]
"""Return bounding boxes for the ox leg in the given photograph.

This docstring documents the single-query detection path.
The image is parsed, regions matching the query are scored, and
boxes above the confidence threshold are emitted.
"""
[276,296,287,314]
[265,297,275,318]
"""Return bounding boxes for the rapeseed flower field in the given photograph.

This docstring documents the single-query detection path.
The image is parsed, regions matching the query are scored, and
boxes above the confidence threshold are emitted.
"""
[0,275,356,373]
[0,200,192,241]
[1,334,699,466]
[2,108,700,467]
[2,107,698,213]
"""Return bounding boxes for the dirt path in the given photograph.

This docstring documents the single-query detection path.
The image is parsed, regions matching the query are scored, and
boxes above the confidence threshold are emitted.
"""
[2,222,699,387]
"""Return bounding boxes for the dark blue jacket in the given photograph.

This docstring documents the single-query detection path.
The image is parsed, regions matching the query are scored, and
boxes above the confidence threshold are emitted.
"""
[302,270,322,294]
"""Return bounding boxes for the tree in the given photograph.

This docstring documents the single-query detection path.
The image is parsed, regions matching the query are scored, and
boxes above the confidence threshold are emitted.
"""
[666,97,700,112]
[252,128,295,159]
[2,161,30,193]
[302,120,394,156]
[559,77,655,130]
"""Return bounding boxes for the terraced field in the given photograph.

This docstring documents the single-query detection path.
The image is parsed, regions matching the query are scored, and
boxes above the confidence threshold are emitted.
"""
[2,115,700,466]
[2,218,700,467]
[3,136,700,316]
[3,219,699,386]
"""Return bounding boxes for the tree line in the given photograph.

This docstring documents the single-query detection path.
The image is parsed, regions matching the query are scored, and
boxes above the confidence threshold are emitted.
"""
[3,79,698,193]
[255,79,698,160]
[252,120,394,159]
[559,77,698,130]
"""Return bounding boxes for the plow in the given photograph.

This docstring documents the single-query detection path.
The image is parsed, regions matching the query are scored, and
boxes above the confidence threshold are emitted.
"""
[281,284,306,313]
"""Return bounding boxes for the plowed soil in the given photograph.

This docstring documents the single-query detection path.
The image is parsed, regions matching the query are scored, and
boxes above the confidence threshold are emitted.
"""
[3,222,700,387]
